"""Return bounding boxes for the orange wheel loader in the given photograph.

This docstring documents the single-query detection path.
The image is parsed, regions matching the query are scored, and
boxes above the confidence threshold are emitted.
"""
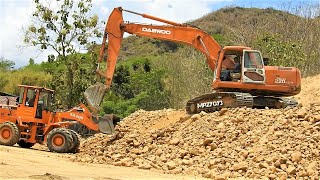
[0,85,116,153]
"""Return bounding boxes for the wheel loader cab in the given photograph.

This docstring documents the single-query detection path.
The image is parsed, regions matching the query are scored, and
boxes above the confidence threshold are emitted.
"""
[17,85,54,122]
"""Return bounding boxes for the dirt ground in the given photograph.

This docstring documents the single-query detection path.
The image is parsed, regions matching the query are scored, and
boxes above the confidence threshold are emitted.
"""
[0,145,205,180]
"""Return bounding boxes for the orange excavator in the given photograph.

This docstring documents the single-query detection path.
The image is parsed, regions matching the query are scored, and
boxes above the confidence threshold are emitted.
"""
[87,7,301,115]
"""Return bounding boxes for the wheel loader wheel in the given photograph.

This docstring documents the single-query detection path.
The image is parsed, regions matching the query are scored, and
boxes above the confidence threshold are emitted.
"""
[46,128,73,153]
[68,129,80,153]
[0,122,20,146]
[17,140,35,148]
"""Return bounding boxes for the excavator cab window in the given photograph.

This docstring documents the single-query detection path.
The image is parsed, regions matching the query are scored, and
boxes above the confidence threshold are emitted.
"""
[242,50,265,83]
[244,51,263,69]
[220,52,243,82]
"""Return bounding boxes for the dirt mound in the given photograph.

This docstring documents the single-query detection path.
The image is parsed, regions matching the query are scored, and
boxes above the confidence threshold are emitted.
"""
[72,106,320,179]
[70,75,320,179]
[295,74,320,106]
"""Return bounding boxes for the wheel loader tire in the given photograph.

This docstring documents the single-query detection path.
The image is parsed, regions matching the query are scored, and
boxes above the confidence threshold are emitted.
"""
[0,122,20,146]
[17,140,35,148]
[68,129,80,153]
[46,128,73,153]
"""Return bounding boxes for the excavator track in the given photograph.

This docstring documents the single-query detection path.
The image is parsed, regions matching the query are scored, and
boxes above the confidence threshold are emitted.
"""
[252,96,298,109]
[186,92,253,114]
[186,92,298,115]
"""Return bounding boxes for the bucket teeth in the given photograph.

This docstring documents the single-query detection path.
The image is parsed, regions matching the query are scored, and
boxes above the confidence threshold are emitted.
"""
[84,83,107,114]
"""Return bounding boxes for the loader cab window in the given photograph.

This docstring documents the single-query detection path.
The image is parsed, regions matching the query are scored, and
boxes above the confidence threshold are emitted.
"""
[26,89,36,107]
[18,88,24,104]
[244,51,264,69]
[38,91,52,111]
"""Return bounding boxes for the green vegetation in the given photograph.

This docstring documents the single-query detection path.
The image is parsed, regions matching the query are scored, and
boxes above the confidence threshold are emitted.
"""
[2,2,320,118]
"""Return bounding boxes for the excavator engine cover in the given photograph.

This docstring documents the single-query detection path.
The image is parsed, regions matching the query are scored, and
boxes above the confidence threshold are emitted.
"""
[84,83,107,114]
[98,114,115,134]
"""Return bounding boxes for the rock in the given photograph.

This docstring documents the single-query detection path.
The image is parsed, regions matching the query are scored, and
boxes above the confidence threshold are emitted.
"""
[258,162,268,169]
[216,122,225,129]
[268,174,277,180]
[141,146,149,153]
[286,165,296,175]
[191,114,201,121]
[169,138,180,145]
[306,161,317,176]
[199,111,207,117]
[112,154,123,161]
[130,149,141,155]
[210,143,218,150]
[155,149,163,156]
[203,138,214,146]
[232,162,248,171]
[138,163,152,170]
[291,152,302,162]
[189,148,200,156]
[219,108,228,116]
[203,171,217,178]
[297,109,307,118]
[166,161,177,170]
[239,150,249,158]
[280,164,287,171]
[313,115,320,122]
[182,159,193,165]
[133,140,140,147]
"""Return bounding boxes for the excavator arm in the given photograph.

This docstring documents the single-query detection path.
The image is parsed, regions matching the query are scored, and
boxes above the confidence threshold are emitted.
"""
[98,7,221,87]
[85,7,221,115]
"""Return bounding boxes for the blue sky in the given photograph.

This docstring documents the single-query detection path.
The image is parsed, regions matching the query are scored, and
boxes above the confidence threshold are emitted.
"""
[0,0,319,68]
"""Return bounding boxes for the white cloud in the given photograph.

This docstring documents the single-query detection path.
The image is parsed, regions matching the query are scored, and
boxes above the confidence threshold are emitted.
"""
[0,0,54,67]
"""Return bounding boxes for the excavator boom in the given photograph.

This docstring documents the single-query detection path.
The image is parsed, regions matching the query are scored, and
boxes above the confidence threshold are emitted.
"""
[98,7,221,87]
[85,7,221,113]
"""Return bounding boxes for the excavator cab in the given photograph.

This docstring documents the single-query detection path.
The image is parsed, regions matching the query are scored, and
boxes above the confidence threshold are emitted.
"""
[220,49,266,84]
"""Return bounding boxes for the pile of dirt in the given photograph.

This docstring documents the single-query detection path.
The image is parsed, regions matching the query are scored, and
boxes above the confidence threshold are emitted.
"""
[72,105,320,179]
[295,74,320,106]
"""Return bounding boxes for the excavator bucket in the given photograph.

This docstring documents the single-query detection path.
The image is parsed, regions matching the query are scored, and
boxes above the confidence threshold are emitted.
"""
[84,83,107,114]
[98,114,115,134]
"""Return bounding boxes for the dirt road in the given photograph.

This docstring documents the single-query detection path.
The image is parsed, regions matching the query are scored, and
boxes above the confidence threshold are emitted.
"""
[0,145,205,180]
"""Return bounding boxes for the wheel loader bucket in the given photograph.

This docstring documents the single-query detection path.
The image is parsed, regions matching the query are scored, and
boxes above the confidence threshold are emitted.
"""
[98,114,115,134]
[84,83,107,114]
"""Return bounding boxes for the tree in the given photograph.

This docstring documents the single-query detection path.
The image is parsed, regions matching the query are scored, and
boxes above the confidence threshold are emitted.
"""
[0,57,15,71]
[29,58,35,65]
[23,0,103,108]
